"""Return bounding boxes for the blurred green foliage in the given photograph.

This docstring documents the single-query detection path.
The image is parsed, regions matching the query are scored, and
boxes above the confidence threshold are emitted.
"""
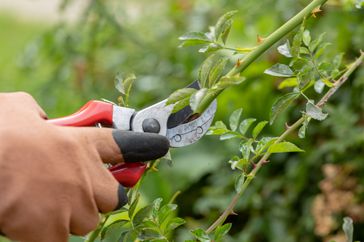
[0,0,364,241]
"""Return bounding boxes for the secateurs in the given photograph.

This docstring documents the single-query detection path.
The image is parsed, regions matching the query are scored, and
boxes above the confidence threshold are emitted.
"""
[48,81,217,187]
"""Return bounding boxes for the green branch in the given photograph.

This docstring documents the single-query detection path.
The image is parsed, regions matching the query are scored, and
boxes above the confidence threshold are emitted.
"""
[195,0,328,114]
[205,51,364,233]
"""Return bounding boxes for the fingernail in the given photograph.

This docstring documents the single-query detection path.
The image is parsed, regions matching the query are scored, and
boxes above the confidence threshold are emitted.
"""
[112,130,170,163]
[114,185,128,210]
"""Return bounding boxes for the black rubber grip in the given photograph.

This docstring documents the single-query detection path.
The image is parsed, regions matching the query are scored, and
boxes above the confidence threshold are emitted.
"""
[112,130,169,163]
[114,185,128,210]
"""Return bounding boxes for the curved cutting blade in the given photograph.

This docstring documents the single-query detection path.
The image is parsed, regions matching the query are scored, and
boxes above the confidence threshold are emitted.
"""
[166,99,217,147]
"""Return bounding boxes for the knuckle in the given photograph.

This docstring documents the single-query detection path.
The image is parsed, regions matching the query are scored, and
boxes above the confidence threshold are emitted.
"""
[12,91,34,101]
[71,211,99,236]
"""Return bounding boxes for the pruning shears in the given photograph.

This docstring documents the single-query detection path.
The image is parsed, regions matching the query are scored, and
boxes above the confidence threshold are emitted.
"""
[48,81,217,187]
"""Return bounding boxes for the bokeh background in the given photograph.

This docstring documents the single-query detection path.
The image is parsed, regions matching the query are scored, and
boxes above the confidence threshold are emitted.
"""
[0,0,363,241]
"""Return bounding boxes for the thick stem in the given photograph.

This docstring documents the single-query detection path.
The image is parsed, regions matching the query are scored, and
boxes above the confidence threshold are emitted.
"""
[195,0,328,114]
[206,52,364,233]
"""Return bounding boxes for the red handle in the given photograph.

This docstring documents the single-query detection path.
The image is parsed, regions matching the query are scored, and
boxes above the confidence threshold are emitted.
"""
[48,100,113,127]
[47,100,147,187]
[109,162,147,187]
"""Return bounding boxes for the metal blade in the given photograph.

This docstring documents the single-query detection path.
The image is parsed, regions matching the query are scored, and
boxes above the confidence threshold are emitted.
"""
[131,80,217,148]
[166,99,217,147]
[166,80,200,129]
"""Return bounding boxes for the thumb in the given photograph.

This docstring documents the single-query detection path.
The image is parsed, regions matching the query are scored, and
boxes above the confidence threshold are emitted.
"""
[75,128,170,164]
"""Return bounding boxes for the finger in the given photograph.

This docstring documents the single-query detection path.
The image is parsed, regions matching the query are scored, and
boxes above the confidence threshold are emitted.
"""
[68,171,100,236]
[74,128,170,164]
[9,92,47,119]
[88,159,128,212]
[112,130,170,163]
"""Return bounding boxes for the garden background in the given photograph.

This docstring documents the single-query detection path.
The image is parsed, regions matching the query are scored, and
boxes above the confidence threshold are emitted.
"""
[0,0,363,241]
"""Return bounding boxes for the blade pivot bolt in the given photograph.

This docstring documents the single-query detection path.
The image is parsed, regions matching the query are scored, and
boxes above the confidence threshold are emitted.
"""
[142,118,160,133]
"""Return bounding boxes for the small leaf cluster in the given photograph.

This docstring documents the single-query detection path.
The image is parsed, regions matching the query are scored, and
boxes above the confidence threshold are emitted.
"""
[187,223,232,242]
[167,10,249,113]
[207,108,303,176]
[265,22,345,137]
[179,11,252,54]
[114,73,136,107]
[166,54,245,113]
[101,191,185,242]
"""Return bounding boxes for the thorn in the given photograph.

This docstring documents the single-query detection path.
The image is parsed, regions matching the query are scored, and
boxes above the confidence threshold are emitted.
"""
[311,6,322,18]
[262,159,270,164]
[230,211,238,215]
[236,58,242,67]
[250,161,257,168]
[285,122,291,129]
[257,35,265,44]
[151,166,159,172]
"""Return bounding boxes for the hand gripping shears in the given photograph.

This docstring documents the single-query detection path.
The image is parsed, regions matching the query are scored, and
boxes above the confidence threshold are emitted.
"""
[48,81,217,187]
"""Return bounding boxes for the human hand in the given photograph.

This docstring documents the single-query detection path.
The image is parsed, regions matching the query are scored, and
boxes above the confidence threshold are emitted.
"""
[0,92,169,242]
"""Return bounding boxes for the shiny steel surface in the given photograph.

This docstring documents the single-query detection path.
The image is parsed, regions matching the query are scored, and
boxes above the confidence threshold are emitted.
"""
[166,100,217,147]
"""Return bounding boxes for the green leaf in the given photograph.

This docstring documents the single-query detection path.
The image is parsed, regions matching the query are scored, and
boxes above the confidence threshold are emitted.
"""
[152,198,163,220]
[102,220,129,242]
[219,132,239,140]
[235,158,249,171]
[199,43,222,53]
[309,32,325,53]
[214,10,238,42]
[239,118,256,135]
[215,75,246,89]
[133,204,152,225]
[138,228,162,241]
[167,88,197,105]
[314,42,331,59]
[122,230,138,242]
[209,120,228,130]
[269,92,300,125]
[229,108,243,131]
[166,217,185,232]
[277,40,292,58]
[123,73,136,98]
[302,30,311,46]
[264,63,294,77]
[228,155,249,170]
[268,141,304,153]
[214,223,232,241]
[321,78,334,87]
[278,77,298,90]
[208,57,228,87]
[191,228,211,242]
[172,98,190,113]
[207,121,230,135]
[158,204,177,226]
[234,174,245,193]
[199,54,221,87]
[220,21,232,44]
[306,102,328,121]
[128,192,140,219]
[240,139,254,160]
[332,53,344,70]
[178,32,211,47]
[114,73,125,94]
[252,121,268,139]
[314,79,325,94]
[291,21,305,57]
[298,116,311,139]
[256,137,278,154]
[190,88,208,112]
[299,47,310,55]
[342,217,354,242]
